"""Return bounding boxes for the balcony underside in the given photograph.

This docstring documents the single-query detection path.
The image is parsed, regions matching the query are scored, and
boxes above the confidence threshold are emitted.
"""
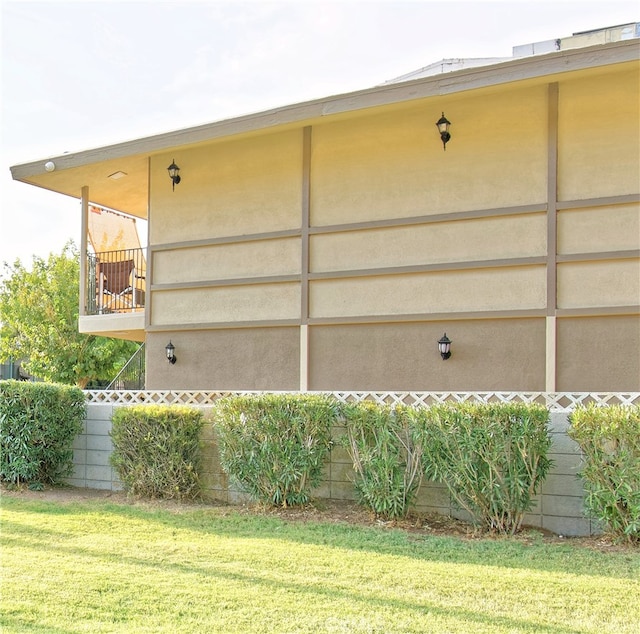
[79,313,145,342]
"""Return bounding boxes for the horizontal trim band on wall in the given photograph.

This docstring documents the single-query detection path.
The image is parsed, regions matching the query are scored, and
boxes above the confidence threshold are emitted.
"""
[150,228,302,253]
[556,193,640,210]
[308,204,548,235]
[555,305,640,317]
[146,309,548,332]
[147,205,548,255]
[146,305,639,332]
[309,257,547,280]
[146,194,639,255]
[146,319,301,332]
[307,310,549,325]
[556,250,640,263]
[151,275,300,292]
[150,257,548,292]
[148,251,638,292]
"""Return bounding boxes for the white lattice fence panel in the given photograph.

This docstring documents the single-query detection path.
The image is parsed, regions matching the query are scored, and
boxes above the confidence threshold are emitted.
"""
[334,392,640,410]
[85,390,226,405]
[84,390,640,411]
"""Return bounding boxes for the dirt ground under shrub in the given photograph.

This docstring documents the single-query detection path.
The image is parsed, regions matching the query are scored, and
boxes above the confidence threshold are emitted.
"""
[2,484,635,553]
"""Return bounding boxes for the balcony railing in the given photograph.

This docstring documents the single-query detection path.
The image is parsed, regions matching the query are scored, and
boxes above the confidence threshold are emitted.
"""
[86,248,146,315]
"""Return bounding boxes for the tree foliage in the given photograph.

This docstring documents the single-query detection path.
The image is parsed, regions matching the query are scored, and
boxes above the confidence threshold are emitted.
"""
[0,242,138,388]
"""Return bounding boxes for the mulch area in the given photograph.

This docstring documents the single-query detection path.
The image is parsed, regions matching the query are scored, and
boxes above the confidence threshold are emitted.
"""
[2,484,635,553]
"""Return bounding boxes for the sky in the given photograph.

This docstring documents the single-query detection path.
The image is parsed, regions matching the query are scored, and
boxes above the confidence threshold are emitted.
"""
[1,0,638,271]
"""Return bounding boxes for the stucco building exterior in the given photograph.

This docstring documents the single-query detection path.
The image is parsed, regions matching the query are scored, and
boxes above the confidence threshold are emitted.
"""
[11,27,640,392]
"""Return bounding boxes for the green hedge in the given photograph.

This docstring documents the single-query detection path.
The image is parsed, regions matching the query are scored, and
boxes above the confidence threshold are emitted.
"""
[0,380,85,486]
[110,405,204,500]
[341,402,423,519]
[569,404,640,543]
[213,397,553,531]
[214,394,338,507]
[415,403,553,535]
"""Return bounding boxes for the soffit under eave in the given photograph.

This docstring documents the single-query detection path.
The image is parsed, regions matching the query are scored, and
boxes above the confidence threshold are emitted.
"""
[12,154,151,219]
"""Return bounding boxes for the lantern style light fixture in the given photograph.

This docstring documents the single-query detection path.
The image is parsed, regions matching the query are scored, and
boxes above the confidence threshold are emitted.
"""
[167,159,181,191]
[438,333,452,360]
[165,341,177,364]
[436,112,451,150]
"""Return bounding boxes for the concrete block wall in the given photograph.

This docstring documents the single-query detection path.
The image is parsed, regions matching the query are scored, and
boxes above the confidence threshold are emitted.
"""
[66,402,597,536]
[67,403,122,491]
[522,413,599,536]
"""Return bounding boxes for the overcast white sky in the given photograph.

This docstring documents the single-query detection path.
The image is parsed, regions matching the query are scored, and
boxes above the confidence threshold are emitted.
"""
[1,0,638,269]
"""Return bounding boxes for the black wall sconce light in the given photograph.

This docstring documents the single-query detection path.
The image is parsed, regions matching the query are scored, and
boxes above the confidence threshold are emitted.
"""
[438,333,452,360]
[167,159,181,191]
[165,340,177,364]
[436,112,451,150]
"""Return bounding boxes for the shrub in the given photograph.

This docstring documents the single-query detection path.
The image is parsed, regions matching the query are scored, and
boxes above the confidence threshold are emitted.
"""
[416,403,553,535]
[214,394,338,507]
[110,405,204,500]
[342,402,423,519]
[568,404,640,543]
[0,380,85,486]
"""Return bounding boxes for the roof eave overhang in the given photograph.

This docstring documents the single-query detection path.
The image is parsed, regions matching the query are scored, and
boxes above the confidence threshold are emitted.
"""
[10,39,639,193]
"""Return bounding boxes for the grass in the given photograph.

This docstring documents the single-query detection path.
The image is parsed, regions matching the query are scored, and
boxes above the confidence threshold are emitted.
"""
[1,495,639,634]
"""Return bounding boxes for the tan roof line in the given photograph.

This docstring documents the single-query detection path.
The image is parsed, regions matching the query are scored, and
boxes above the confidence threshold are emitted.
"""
[10,38,639,183]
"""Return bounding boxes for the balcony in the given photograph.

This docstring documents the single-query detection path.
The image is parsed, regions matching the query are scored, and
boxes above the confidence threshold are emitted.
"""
[80,247,146,341]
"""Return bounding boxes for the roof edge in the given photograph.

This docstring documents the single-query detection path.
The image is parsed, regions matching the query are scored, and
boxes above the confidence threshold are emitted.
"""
[11,38,639,183]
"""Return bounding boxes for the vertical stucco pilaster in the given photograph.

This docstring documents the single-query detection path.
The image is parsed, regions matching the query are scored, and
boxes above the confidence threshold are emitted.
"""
[546,83,559,391]
[300,126,312,390]
[79,186,89,316]
[145,156,153,332]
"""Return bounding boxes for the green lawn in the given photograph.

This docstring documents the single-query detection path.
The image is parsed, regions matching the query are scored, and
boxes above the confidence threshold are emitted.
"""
[1,495,638,634]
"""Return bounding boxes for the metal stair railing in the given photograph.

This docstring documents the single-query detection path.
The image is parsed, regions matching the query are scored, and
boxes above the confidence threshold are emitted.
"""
[106,343,145,390]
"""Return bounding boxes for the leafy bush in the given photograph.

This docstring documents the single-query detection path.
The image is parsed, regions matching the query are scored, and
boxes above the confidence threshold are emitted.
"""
[0,380,85,486]
[214,394,338,507]
[569,404,640,543]
[110,405,204,500]
[416,403,553,535]
[342,402,423,519]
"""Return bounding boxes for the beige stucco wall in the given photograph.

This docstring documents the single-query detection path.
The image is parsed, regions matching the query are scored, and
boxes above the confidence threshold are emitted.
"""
[310,86,548,226]
[310,213,547,273]
[141,59,638,392]
[557,203,640,254]
[149,130,303,245]
[308,319,546,391]
[557,315,640,391]
[310,266,546,318]
[151,282,301,325]
[557,259,640,309]
[558,68,640,201]
[146,329,300,390]
[152,237,301,284]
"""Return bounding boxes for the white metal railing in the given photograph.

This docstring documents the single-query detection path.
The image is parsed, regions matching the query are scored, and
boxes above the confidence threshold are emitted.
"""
[83,390,640,411]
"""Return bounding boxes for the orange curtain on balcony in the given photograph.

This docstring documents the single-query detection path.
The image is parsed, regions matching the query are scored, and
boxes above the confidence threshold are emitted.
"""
[88,206,146,311]
[88,206,143,255]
